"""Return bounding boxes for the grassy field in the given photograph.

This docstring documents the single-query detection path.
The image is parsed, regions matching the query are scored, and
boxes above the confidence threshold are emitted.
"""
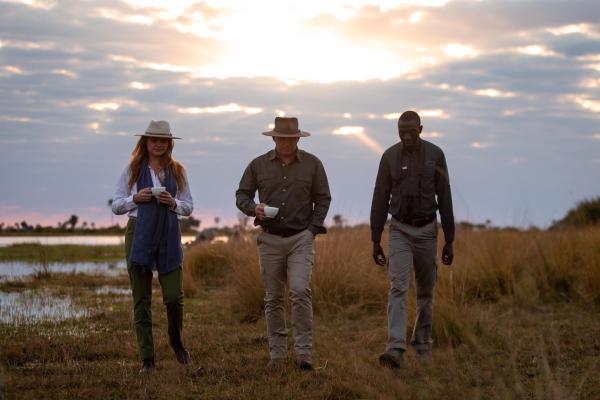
[1,226,600,399]
[0,243,124,262]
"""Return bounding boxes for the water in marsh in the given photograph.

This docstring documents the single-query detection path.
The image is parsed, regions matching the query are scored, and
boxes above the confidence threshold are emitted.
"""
[0,289,89,325]
[0,260,126,280]
[94,286,131,296]
[0,235,197,247]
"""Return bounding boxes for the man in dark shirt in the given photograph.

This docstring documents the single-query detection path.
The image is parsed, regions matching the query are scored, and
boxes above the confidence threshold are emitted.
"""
[370,110,455,368]
[236,116,331,371]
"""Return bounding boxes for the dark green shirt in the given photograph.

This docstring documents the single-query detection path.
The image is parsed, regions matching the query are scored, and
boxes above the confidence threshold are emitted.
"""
[370,139,455,244]
[236,149,332,234]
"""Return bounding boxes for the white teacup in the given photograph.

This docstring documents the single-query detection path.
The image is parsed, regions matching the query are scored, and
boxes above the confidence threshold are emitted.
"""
[264,206,279,218]
[151,186,166,196]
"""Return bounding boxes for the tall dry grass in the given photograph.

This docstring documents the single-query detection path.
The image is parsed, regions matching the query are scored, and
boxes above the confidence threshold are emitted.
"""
[183,225,600,346]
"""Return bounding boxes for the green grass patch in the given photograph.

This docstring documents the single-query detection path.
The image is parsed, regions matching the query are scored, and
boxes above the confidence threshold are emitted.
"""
[0,243,124,262]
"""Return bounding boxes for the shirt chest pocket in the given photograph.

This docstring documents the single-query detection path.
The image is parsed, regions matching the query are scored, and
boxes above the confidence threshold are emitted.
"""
[257,172,279,191]
[391,167,407,185]
[295,175,312,195]
[421,161,436,194]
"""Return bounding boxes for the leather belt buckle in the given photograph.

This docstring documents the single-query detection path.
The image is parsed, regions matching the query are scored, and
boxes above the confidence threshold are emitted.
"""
[402,215,434,227]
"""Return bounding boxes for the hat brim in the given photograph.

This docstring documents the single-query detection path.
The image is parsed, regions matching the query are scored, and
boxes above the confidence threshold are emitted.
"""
[261,130,311,138]
[135,133,182,139]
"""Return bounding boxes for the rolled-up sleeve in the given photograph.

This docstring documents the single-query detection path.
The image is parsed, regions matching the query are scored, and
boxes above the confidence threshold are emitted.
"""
[112,166,137,215]
[235,162,258,216]
[172,171,193,216]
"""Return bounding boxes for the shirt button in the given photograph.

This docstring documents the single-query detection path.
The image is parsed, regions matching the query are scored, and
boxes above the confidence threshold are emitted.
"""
[283,176,287,179]
[282,202,285,206]
[282,188,286,192]
[280,217,284,220]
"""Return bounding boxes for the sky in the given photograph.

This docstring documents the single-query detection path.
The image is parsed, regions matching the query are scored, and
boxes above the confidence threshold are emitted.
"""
[1,0,599,230]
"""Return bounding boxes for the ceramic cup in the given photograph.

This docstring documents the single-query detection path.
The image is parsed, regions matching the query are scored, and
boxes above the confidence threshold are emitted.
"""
[264,206,279,218]
[151,186,166,196]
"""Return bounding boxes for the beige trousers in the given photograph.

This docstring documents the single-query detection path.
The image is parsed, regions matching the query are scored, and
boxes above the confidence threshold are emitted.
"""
[257,229,315,359]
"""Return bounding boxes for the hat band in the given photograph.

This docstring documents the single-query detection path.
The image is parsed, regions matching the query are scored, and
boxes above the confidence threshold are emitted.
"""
[273,128,300,134]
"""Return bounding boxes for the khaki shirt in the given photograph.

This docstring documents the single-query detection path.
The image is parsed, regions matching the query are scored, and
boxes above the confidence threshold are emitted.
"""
[236,149,331,234]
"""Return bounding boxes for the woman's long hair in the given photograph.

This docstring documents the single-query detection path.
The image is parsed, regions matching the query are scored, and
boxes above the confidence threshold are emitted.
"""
[128,136,186,190]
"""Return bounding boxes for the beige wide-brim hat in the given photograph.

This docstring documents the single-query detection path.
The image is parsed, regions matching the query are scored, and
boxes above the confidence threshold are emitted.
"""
[262,117,311,137]
[135,120,181,139]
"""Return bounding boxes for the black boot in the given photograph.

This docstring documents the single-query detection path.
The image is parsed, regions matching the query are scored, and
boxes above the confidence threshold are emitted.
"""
[140,358,155,373]
[166,303,190,365]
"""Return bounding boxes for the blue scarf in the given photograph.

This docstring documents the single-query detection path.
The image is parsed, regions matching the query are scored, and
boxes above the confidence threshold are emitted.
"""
[129,160,182,275]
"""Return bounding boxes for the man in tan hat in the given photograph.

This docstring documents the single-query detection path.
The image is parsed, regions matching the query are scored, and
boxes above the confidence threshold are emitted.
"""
[236,116,331,371]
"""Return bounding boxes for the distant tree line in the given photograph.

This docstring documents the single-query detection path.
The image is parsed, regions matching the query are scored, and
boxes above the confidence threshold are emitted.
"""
[4,196,598,236]
[0,214,203,234]
[0,214,123,234]
[551,197,600,229]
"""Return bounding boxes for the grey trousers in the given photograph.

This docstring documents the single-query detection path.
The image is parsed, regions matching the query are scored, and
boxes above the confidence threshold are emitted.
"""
[386,217,438,353]
[257,229,315,359]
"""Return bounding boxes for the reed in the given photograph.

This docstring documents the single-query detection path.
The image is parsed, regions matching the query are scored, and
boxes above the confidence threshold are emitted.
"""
[183,225,600,346]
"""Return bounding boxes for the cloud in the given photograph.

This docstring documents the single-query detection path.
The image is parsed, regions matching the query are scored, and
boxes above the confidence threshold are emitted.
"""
[94,7,155,25]
[0,38,55,49]
[85,99,141,112]
[421,131,443,138]
[443,43,477,58]
[474,88,516,98]
[517,45,558,57]
[2,65,24,75]
[569,95,600,113]
[177,103,263,114]
[51,69,77,79]
[0,115,31,122]
[470,141,493,149]
[547,23,594,36]
[333,126,384,155]
[383,109,449,120]
[409,10,424,23]
[3,0,56,10]
[1,0,600,229]
[129,81,153,90]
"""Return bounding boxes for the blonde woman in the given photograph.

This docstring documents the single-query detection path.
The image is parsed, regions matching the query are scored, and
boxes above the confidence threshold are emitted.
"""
[112,120,193,373]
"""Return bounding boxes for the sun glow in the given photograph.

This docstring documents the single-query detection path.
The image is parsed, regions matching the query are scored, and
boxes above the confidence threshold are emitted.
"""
[177,103,263,114]
[117,1,442,82]
[517,45,557,57]
[196,19,408,82]
[333,126,384,155]
[570,96,600,113]
[99,1,462,82]
[443,43,476,58]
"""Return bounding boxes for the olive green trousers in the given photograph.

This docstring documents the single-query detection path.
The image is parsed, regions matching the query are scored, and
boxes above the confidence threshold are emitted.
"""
[125,217,184,361]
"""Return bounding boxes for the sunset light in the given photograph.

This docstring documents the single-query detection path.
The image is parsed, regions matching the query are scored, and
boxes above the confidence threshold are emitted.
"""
[333,126,384,155]
[3,2,600,393]
[2,0,600,232]
[92,0,465,82]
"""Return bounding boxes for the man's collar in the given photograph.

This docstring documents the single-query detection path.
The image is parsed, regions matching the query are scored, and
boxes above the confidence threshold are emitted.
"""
[401,138,422,153]
[268,149,303,162]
